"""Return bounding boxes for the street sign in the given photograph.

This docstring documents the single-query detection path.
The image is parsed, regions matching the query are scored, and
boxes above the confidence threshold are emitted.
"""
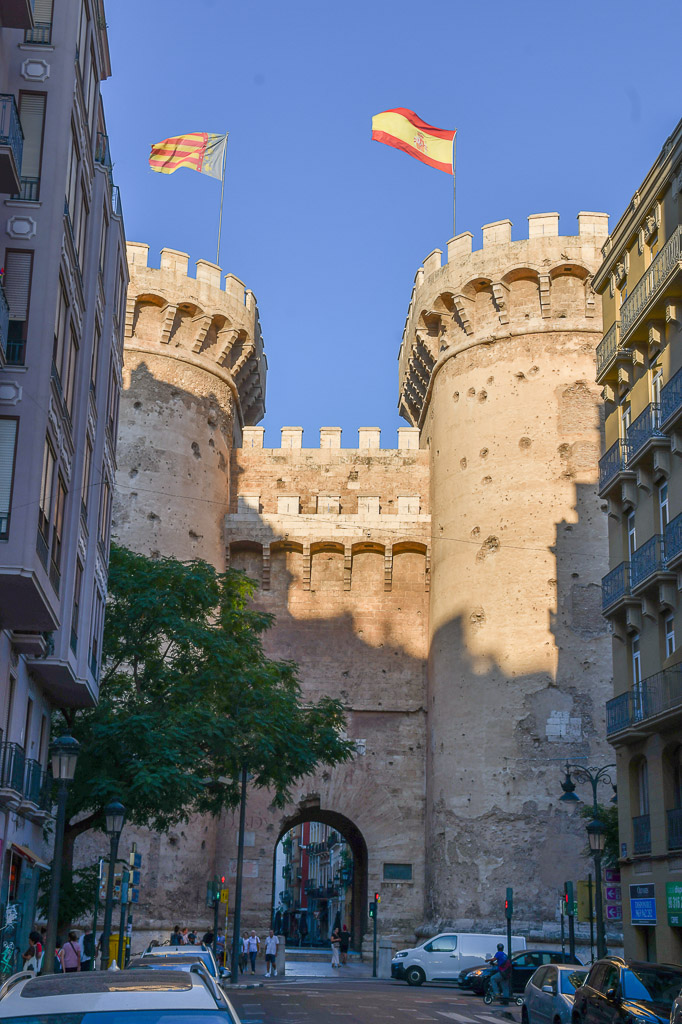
[604,868,621,884]
[131,888,139,904]
[132,870,141,887]
[605,886,622,902]
[630,883,656,925]
[606,904,622,920]
[130,852,142,869]
[220,887,229,904]
[577,880,597,922]
[667,882,682,926]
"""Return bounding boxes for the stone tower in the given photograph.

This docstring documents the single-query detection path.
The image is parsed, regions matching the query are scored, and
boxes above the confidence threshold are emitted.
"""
[398,213,616,934]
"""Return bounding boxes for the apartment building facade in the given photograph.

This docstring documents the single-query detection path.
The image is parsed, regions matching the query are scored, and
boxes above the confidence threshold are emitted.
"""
[0,0,125,967]
[595,117,682,963]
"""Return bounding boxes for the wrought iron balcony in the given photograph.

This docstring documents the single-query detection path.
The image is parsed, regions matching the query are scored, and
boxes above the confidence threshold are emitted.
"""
[0,93,23,195]
[596,321,621,378]
[661,365,682,429]
[665,513,682,569]
[627,403,667,463]
[0,278,9,361]
[621,226,682,341]
[25,21,52,44]
[668,808,682,851]
[606,666,682,737]
[633,814,651,854]
[599,439,631,492]
[630,534,667,590]
[601,561,631,612]
[12,176,39,201]
[0,742,25,801]
[23,758,42,805]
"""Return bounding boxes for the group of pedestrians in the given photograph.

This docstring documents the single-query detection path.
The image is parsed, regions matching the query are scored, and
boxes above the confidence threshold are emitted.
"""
[22,926,97,974]
[238,929,279,977]
[330,924,350,968]
[169,925,224,953]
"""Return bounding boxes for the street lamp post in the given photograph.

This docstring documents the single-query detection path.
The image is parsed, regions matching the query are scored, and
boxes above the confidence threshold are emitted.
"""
[42,734,80,975]
[230,766,248,984]
[558,763,616,960]
[100,798,125,970]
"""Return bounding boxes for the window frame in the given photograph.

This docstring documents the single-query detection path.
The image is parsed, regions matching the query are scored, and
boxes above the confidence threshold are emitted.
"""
[0,417,19,542]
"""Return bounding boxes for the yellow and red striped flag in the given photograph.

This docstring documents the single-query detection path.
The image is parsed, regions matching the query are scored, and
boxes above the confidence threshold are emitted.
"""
[371,109,455,174]
[149,132,228,179]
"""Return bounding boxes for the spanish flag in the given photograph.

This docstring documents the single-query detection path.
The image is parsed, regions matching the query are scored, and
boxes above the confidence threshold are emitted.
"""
[149,132,228,180]
[371,109,455,174]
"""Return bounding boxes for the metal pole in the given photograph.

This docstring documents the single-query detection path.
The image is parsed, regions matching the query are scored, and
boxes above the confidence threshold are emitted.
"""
[588,873,594,962]
[100,833,120,970]
[372,904,377,978]
[594,849,606,959]
[506,914,512,960]
[92,859,102,962]
[216,135,229,266]
[452,132,457,238]
[213,896,219,963]
[230,766,248,984]
[42,780,69,975]
[117,869,128,968]
[568,905,576,962]
[560,902,565,955]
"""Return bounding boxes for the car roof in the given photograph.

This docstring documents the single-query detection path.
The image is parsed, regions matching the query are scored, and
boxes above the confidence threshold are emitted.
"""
[596,957,682,971]
[0,970,222,1013]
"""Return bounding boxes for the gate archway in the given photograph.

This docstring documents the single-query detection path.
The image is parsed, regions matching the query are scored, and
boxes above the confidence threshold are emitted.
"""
[272,808,368,952]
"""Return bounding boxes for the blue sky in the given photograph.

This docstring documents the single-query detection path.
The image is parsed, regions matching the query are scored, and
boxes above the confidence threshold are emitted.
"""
[103,0,681,448]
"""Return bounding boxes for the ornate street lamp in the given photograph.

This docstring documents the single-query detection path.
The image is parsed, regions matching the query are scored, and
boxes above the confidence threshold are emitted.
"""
[42,734,80,974]
[100,798,125,969]
[558,763,615,959]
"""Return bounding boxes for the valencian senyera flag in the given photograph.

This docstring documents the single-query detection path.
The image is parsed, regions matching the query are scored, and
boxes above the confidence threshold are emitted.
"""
[371,109,455,173]
[149,132,228,179]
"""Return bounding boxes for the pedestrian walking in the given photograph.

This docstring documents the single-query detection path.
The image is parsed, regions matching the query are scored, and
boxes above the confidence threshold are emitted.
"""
[59,932,82,973]
[330,927,341,968]
[79,927,95,971]
[21,931,43,973]
[264,929,278,977]
[486,943,512,1004]
[180,927,190,945]
[202,927,214,947]
[245,930,260,974]
[239,932,249,974]
[339,925,350,965]
[170,926,182,946]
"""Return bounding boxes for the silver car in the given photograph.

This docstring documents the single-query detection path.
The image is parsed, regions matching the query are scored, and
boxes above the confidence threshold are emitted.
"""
[523,963,588,1024]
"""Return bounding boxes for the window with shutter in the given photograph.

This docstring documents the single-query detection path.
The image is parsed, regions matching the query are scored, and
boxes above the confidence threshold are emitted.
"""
[0,418,19,540]
[26,0,54,43]
[18,93,46,193]
[3,249,33,364]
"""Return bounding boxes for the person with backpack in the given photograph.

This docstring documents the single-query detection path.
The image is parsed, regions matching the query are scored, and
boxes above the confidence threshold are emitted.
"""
[78,927,95,970]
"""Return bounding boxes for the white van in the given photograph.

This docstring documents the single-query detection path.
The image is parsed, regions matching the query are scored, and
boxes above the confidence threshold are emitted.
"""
[391,932,527,986]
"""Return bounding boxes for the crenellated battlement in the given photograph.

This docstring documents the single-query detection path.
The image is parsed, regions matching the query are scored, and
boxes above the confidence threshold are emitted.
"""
[125,242,266,425]
[241,426,420,451]
[398,211,609,426]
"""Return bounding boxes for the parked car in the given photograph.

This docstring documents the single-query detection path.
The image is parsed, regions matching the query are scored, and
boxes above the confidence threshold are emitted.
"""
[139,945,222,979]
[128,954,214,986]
[522,963,587,1024]
[572,957,682,1024]
[391,931,526,986]
[461,949,584,995]
[0,969,238,1022]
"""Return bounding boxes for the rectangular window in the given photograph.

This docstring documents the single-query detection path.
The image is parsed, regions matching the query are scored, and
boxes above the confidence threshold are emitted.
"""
[25,0,54,44]
[51,474,67,574]
[659,481,669,534]
[23,697,33,753]
[0,418,19,541]
[106,360,119,439]
[3,249,34,365]
[91,319,101,393]
[650,236,660,261]
[81,435,92,520]
[77,1,89,77]
[99,212,108,276]
[621,402,631,437]
[52,276,69,375]
[38,714,47,766]
[632,633,642,685]
[639,760,650,816]
[86,44,98,128]
[75,183,88,266]
[71,560,83,653]
[383,863,413,881]
[37,437,56,552]
[89,585,104,678]
[665,615,676,659]
[98,474,111,549]
[63,327,79,418]
[65,128,79,216]
[627,510,637,559]
[18,92,46,198]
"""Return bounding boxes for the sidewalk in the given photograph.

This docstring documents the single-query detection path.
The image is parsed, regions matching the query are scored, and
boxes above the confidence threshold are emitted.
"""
[244,959,374,982]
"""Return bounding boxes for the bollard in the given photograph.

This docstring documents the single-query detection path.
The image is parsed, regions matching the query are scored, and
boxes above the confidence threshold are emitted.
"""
[377,938,393,979]
[275,935,286,976]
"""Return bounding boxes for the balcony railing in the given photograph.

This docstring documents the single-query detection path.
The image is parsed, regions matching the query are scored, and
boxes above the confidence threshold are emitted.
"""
[630,534,667,589]
[599,439,631,491]
[596,321,621,377]
[23,758,42,804]
[661,365,682,427]
[12,176,39,201]
[95,132,113,183]
[25,22,52,44]
[0,93,24,176]
[666,513,682,567]
[621,226,682,338]
[602,561,631,611]
[627,404,666,461]
[668,808,682,851]
[606,666,682,736]
[633,814,651,854]
[0,742,25,793]
[0,279,8,360]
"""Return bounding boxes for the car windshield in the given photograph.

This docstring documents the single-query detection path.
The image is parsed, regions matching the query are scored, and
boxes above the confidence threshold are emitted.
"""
[1,1015,230,1024]
[142,955,216,978]
[621,967,682,1004]
[561,970,588,994]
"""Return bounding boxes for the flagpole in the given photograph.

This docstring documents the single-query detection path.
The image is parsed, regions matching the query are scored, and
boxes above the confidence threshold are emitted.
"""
[216,135,229,266]
[452,132,457,238]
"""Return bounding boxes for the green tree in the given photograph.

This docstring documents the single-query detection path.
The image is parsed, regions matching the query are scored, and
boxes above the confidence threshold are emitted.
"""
[580,803,620,867]
[55,544,353,928]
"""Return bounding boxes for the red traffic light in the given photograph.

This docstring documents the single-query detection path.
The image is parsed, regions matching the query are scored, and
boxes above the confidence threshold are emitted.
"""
[374,892,381,903]
[220,876,226,884]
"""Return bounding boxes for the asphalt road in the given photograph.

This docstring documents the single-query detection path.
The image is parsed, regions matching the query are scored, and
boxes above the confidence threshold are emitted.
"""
[227,979,521,1024]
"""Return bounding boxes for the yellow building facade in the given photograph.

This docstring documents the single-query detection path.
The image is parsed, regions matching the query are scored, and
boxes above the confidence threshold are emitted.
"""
[594,116,682,963]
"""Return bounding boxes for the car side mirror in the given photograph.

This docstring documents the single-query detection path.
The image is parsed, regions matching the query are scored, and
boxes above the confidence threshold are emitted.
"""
[542,985,554,994]
[606,988,620,1003]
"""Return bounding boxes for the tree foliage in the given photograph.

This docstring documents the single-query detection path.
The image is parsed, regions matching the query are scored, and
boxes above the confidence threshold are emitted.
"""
[580,802,620,868]
[58,544,354,913]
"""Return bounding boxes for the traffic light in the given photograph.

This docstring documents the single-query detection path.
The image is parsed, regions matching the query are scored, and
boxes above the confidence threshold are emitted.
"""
[505,887,513,919]
[564,881,574,917]
[374,892,381,904]
[368,901,376,918]
[220,876,226,885]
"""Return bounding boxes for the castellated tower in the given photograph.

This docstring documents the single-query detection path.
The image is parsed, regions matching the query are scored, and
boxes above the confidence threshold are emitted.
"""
[398,212,616,934]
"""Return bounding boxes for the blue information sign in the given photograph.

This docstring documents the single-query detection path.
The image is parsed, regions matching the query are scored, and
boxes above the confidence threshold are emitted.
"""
[630,883,656,925]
